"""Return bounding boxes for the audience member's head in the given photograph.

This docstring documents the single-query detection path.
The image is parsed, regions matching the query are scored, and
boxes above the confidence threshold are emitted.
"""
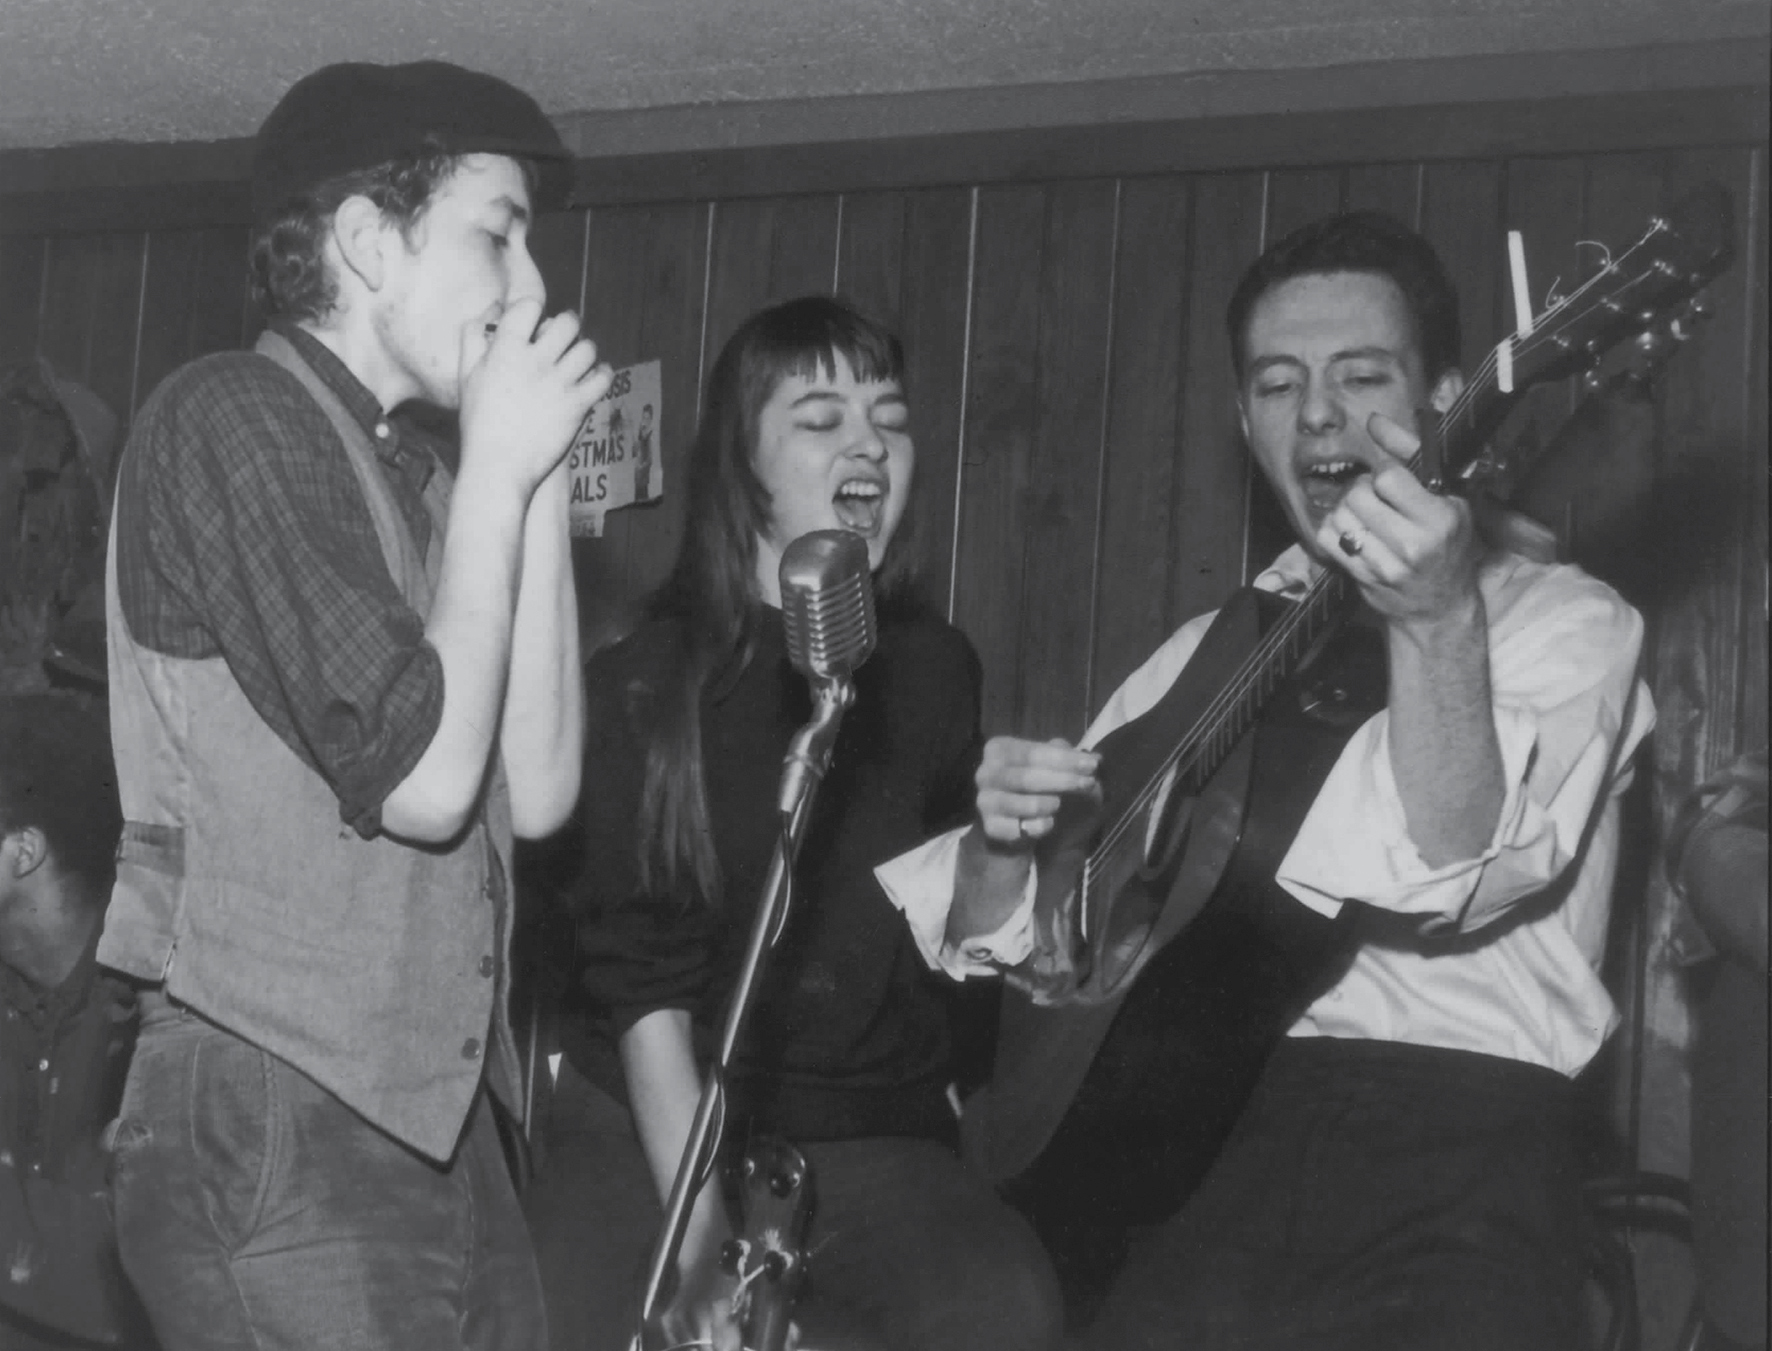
[0,693,121,912]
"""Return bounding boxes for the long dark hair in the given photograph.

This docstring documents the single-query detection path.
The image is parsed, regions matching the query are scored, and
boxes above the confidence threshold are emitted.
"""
[636,295,918,905]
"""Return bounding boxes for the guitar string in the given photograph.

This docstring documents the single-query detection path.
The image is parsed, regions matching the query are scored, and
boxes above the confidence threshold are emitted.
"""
[1080,223,1675,903]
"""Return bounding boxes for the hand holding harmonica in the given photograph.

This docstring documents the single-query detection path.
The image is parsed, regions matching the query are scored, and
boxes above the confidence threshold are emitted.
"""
[458,297,611,496]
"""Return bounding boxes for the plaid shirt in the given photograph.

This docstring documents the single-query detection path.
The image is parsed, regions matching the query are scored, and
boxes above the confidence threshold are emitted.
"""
[112,321,445,835]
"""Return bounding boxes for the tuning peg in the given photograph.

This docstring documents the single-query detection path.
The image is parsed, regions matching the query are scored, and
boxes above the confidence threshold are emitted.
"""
[720,1238,746,1273]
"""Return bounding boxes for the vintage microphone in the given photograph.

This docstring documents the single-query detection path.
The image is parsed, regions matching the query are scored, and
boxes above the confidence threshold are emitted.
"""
[635,530,876,1349]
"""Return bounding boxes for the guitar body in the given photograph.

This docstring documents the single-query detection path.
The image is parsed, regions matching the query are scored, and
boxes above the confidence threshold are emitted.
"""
[966,593,1385,1310]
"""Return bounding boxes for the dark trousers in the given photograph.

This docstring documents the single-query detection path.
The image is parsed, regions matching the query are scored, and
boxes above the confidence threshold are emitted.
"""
[524,1061,1062,1351]
[1080,1037,1586,1351]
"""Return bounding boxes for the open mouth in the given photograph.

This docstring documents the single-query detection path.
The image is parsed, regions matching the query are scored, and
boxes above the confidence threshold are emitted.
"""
[1300,459,1369,514]
[833,478,887,534]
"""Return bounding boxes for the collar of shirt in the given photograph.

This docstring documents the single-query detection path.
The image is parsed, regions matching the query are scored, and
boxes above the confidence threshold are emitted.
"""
[271,318,434,497]
[0,921,103,1034]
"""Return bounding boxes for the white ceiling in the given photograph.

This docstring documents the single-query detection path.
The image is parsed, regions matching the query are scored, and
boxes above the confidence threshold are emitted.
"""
[0,0,1764,152]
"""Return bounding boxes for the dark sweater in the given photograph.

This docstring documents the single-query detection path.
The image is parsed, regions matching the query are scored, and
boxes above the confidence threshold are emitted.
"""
[558,602,985,1144]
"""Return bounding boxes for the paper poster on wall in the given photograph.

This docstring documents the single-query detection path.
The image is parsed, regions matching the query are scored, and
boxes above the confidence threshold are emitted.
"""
[567,359,662,537]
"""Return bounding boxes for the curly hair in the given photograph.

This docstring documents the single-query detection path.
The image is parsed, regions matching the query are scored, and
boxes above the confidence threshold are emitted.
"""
[249,142,538,322]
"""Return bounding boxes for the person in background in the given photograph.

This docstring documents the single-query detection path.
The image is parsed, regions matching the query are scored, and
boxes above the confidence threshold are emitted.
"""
[1669,748,1767,1351]
[879,212,1654,1350]
[0,693,152,1349]
[100,61,608,1350]
[526,295,1061,1351]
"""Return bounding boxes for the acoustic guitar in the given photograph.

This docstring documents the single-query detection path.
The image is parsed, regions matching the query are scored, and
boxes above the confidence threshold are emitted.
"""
[962,187,1737,1265]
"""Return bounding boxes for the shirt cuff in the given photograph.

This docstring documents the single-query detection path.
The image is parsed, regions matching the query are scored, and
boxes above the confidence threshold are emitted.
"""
[875,829,1038,979]
[1276,703,1540,929]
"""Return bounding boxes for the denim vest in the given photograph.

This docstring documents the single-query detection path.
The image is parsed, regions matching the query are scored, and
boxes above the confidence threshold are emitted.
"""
[98,331,520,1161]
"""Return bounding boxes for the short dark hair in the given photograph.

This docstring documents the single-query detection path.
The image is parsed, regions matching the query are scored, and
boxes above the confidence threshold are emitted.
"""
[1226,211,1462,384]
[0,694,121,901]
[249,144,541,323]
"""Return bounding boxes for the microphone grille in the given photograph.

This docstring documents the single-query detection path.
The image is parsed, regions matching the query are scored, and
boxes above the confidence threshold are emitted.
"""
[779,531,877,680]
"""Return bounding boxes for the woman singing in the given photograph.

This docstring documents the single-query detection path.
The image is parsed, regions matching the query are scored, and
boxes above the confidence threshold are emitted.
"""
[527,296,1060,1351]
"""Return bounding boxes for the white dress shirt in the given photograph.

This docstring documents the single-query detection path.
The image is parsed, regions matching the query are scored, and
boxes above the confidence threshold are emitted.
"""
[877,544,1654,1078]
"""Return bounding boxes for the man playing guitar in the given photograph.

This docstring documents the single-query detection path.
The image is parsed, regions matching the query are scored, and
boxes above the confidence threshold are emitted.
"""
[877,212,1655,1350]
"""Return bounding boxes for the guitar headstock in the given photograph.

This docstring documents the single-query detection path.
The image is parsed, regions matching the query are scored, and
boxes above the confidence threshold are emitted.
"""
[721,1136,813,1351]
[1439,183,1735,488]
[1510,182,1734,391]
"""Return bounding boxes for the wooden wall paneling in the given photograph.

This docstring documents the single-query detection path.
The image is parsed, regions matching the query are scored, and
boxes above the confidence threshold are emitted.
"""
[1169,172,1265,618]
[1015,179,1119,739]
[700,196,840,381]
[1262,167,1346,244]
[1091,175,1193,709]
[834,191,907,326]
[615,202,714,608]
[0,235,45,369]
[1420,161,1506,379]
[37,232,146,428]
[766,196,843,302]
[132,227,250,414]
[530,209,589,319]
[1344,163,1425,226]
[952,184,1046,736]
[893,188,975,616]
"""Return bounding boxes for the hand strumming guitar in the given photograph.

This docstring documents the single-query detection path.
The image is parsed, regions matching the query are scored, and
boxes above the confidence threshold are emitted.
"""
[950,738,1099,951]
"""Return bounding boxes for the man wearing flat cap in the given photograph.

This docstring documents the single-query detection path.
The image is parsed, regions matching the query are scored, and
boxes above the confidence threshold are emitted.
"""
[99,60,606,1349]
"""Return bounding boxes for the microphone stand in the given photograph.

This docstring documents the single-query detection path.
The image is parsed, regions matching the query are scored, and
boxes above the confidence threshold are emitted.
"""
[634,675,855,1349]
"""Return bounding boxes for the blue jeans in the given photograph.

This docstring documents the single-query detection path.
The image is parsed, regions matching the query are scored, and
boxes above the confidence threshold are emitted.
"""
[110,993,546,1351]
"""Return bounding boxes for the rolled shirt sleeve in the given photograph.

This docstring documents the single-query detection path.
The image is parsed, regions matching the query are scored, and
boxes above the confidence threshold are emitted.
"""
[876,610,1218,978]
[876,829,1038,977]
[115,354,445,833]
[1277,557,1652,936]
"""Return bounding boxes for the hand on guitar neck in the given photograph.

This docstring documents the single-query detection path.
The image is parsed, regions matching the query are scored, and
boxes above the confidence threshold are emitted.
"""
[1311,409,1504,869]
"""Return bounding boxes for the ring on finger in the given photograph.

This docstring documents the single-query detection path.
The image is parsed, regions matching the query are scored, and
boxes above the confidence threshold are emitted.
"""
[1016,818,1034,840]
[1338,528,1366,557]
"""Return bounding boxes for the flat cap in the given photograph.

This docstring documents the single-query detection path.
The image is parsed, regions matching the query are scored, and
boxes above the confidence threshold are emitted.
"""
[252,60,568,227]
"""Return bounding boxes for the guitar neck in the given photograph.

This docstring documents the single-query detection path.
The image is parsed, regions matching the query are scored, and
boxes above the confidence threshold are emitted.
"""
[1178,567,1357,795]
